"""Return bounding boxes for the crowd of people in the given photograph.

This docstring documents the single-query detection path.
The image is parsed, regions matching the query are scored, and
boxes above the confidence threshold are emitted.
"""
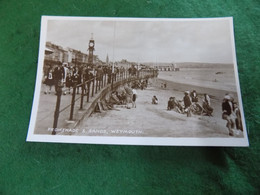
[166,90,213,117]
[108,83,140,109]
[43,63,155,95]
[107,77,151,109]
[43,63,91,95]
[164,90,243,136]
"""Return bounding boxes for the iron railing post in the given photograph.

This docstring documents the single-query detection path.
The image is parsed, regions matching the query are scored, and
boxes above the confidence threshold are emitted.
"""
[111,73,114,90]
[69,81,77,120]
[87,80,90,102]
[80,82,84,110]
[52,82,63,135]
[95,76,98,94]
[92,78,95,97]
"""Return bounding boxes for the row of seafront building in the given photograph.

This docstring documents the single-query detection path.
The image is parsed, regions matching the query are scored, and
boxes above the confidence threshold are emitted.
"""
[44,42,136,69]
[44,41,179,71]
[44,42,145,72]
[44,41,100,67]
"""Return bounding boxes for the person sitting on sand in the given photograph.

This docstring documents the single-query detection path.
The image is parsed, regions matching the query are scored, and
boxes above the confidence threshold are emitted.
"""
[190,90,198,103]
[152,95,158,104]
[109,91,121,105]
[202,93,213,116]
[115,91,124,105]
[167,97,174,110]
[173,97,184,113]
[183,91,192,116]
[124,84,133,109]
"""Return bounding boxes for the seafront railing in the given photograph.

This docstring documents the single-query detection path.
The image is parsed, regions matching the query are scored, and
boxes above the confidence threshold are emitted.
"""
[51,69,158,135]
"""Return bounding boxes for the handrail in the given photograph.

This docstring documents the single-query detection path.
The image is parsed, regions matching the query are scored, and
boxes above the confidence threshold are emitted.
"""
[51,69,158,134]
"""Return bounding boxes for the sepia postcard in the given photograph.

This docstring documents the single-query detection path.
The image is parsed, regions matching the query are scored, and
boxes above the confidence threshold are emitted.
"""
[26,16,249,146]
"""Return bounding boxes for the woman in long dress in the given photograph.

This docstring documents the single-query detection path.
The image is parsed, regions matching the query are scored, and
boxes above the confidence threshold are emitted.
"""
[132,87,137,108]
[44,67,54,94]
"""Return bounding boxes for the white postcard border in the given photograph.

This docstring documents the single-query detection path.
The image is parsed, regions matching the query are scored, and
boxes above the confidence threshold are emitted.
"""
[26,16,249,147]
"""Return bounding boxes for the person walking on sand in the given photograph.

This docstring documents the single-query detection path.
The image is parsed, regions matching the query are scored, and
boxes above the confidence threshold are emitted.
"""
[132,87,137,108]
[233,102,243,131]
[152,95,158,104]
[124,84,133,109]
[167,97,174,110]
[222,95,235,136]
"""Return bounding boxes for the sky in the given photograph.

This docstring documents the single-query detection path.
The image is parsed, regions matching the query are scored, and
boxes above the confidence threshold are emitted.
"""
[46,17,235,64]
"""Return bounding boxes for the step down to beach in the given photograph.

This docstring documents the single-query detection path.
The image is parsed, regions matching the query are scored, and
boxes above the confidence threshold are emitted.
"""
[95,101,104,113]
[101,100,108,110]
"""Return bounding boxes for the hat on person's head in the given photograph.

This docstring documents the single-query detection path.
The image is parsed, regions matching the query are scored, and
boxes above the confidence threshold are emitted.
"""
[224,95,231,100]
[185,91,190,94]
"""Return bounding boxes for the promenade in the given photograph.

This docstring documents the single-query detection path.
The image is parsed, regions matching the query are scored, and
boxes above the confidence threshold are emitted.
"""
[34,87,93,134]
[33,70,156,135]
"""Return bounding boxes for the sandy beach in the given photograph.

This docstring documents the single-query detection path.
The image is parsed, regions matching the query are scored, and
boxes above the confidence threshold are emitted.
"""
[75,68,244,138]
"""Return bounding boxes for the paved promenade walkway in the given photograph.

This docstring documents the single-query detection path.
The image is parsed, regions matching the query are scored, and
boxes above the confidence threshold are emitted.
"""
[34,85,101,134]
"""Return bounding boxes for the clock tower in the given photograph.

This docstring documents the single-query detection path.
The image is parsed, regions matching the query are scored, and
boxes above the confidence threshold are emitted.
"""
[88,33,95,66]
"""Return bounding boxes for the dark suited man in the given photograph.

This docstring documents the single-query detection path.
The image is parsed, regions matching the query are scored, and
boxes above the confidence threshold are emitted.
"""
[53,64,65,94]
[83,67,93,93]
[222,95,235,136]
[183,91,192,116]
[183,91,192,109]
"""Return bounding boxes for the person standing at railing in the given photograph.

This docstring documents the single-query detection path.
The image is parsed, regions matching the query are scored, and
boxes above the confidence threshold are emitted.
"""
[71,66,81,94]
[107,66,112,84]
[44,67,54,94]
[96,66,104,88]
[119,66,124,79]
[65,73,72,94]
[62,63,68,82]
[96,66,102,80]
[62,63,69,95]
[128,67,132,77]
[83,66,93,93]
[115,66,120,80]
[53,63,65,95]
[132,66,137,77]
